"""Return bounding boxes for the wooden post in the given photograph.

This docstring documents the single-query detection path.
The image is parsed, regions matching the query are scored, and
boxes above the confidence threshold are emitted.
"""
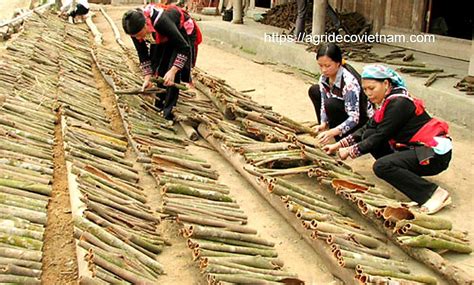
[312,0,327,37]
[372,0,386,34]
[232,0,243,24]
[384,0,392,29]
[411,0,425,32]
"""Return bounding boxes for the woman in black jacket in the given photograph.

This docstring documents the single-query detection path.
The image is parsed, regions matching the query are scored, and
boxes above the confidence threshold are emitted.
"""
[122,4,201,121]
[324,64,452,214]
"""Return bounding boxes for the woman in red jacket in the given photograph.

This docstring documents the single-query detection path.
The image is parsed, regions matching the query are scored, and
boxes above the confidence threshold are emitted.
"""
[324,64,452,214]
[122,4,201,121]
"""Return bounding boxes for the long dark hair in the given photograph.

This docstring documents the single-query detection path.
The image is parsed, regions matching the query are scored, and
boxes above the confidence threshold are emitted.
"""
[122,9,146,35]
[318,42,371,122]
[316,42,361,80]
[316,43,343,63]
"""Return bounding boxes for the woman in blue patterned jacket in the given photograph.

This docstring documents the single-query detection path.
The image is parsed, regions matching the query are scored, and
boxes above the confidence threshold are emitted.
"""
[308,43,373,145]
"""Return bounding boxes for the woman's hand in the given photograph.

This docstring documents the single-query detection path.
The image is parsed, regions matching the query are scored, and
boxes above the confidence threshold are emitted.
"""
[163,66,179,87]
[315,122,328,133]
[317,128,341,145]
[322,142,340,155]
[141,74,152,91]
[338,147,350,160]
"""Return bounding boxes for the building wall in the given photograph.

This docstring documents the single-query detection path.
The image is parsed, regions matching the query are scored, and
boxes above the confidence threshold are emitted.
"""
[329,0,427,33]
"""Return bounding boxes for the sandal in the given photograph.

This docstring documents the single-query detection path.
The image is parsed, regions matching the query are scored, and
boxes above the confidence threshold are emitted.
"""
[420,193,452,215]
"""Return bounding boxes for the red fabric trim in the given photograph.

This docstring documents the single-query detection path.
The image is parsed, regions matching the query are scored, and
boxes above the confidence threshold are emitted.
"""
[143,4,189,44]
[143,5,168,44]
[143,4,201,67]
[409,118,449,147]
[374,93,424,123]
[374,93,449,148]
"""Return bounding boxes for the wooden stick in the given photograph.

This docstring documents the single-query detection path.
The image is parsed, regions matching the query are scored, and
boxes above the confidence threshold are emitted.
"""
[186,225,274,247]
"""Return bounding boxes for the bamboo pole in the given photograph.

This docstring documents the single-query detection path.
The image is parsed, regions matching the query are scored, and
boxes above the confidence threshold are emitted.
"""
[0,263,41,277]
[203,263,297,282]
[198,123,359,284]
[186,225,274,247]
[74,216,164,274]
[0,205,47,225]
[398,235,472,254]
[85,16,103,45]
[159,177,230,194]
[203,256,283,270]
[0,274,41,285]
[356,265,437,285]
[203,260,291,278]
[87,252,156,285]
[208,273,285,285]
[0,245,42,262]
[161,184,233,202]
[189,239,278,257]
[163,205,245,224]
[177,214,256,234]
[165,199,244,217]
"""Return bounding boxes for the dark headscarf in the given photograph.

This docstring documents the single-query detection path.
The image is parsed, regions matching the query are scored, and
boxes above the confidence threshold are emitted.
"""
[122,9,146,35]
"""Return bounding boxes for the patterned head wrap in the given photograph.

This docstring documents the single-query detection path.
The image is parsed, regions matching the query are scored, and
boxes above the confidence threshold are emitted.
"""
[361,64,406,88]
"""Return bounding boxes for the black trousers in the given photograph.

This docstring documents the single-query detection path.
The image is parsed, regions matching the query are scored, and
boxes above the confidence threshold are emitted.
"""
[150,44,185,120]
[308,84,366,141]
[150,31,197,121]
[295,0,307,40]
[373,147,451,205]
[360,125,452,205]
[69,4,89,18]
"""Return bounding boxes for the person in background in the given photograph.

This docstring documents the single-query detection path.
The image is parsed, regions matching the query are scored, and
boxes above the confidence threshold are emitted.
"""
[122,3,201,121]
[295,0,307,41]
[323,64,452,214]
[296,4,343,42]
[308,43,373,145]
[60,0,89,24]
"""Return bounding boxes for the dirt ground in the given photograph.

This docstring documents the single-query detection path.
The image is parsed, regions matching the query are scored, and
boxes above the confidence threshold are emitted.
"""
[0,0,30,21]
[195,40,474,274]
[41,113,78,285]
[98,6,340,284]
[104,4,474,282]
[0,2,79,284]
[196,40,474,266]
[1,2,472,284]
